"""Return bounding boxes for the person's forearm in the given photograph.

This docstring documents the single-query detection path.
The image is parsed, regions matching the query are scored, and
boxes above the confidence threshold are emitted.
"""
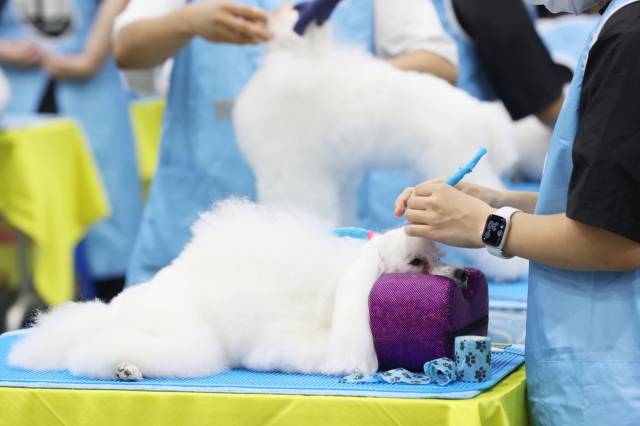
[82,0,130,70]
[504,213,640,271]
[387,50,457,85]
[493,190,538,213]
[114,7,195,69]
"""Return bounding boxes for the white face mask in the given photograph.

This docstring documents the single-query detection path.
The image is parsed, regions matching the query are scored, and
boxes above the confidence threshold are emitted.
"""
[526,0,601,15]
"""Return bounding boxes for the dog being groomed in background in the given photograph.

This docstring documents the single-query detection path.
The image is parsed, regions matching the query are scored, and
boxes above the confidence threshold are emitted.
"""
[9,199,469,381]
[234,5,529,281]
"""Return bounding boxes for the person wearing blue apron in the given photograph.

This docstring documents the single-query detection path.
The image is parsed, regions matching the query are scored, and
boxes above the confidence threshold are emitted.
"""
[0,0,142,300]
[113,0,459,286]
[395,0,640,422]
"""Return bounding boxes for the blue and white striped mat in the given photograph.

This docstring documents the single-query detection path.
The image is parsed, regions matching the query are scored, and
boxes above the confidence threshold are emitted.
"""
[0,330,524,399]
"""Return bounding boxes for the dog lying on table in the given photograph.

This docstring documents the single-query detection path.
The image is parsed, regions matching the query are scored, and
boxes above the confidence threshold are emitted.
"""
[9,199,468,381]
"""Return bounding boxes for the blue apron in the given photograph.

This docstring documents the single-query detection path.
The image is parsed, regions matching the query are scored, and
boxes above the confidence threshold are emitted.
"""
[0,0,142,280]
[431,0,497,101]
[127,0,374,285]
[527,0,640,423]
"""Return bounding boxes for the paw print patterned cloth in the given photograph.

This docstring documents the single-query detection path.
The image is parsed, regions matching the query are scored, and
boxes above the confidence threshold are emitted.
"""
[342,357,457,386]
[343,336,493,386]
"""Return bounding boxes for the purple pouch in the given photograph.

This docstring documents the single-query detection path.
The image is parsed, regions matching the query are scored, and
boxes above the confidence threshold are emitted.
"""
[369,268,489,371]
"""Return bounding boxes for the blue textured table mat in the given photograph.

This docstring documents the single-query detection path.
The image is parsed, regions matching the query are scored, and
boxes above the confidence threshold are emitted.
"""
[0,330,524,399]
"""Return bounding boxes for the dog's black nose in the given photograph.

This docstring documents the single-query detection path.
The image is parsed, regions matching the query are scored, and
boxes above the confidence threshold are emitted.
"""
[454,268,468,284]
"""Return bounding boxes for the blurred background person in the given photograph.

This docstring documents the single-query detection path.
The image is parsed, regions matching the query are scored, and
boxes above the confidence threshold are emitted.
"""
[113,0,460,286]
[436,0,572,126]
[0,0,142,301]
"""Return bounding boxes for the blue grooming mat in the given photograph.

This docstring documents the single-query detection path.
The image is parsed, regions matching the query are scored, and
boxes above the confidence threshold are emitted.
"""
[0,330,524,399]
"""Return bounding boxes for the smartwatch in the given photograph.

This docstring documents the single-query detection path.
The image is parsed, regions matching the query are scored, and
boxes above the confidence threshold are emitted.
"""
[482,207,521,259]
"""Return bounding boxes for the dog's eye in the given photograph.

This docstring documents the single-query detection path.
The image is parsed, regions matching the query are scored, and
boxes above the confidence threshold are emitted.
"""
[409,258,424,267]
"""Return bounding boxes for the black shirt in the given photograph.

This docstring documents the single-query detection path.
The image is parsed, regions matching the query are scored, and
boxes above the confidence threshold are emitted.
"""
[452,0,572,120]
[567,1,640,243]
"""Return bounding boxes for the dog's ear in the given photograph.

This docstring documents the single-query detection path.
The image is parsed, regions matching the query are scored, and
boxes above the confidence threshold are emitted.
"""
[322,248,382,376]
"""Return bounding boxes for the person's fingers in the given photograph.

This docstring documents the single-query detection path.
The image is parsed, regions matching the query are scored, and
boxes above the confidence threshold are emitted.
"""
[224,2,269,23]
[404,208,433,226]
[218,12,269,41]
[406,196,431,211]
[425,175,447,185]
[414,182,439,197]
[403,224,433,239]
[212,23,250,44]
[394,187,414,217]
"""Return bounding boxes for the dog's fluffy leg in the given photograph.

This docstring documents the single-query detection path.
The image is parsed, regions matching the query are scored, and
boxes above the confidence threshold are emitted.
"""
[322,249,382,375]
[8,300,112,371]
[65,324,226,380]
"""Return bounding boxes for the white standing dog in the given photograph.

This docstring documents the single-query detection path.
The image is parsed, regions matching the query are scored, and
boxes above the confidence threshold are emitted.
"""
[234,7,527,280]
[9,199,468,381]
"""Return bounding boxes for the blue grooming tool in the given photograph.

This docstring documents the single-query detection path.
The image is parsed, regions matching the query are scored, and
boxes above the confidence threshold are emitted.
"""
[404,147,487,225]
[443,147,488,186]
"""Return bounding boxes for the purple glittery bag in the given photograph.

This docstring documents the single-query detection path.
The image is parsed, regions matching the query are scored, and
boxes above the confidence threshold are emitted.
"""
[369,268,489,371]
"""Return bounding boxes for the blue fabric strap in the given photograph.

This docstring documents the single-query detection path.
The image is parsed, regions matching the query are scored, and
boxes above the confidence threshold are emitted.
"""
[332,227,371,239]
[342,357,457,386]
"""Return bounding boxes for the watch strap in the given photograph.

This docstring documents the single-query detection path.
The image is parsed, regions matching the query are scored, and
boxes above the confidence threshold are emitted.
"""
[485,207,522,259]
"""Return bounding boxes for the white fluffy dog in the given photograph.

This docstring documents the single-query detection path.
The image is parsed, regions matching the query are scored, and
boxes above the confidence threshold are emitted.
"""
[9,199,468,381]
[234,8,527,280]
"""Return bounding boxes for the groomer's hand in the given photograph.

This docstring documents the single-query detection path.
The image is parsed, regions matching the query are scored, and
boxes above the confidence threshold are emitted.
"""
[184,0,270,44]
[394,177,499,217]
[0,41,41,68]
[399,182,495,249]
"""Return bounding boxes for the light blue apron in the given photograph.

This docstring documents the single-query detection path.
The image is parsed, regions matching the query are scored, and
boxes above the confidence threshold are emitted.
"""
[527,0,640,423]
[430,0,498,101]
[0,0,142,280]
[126,0,374,285]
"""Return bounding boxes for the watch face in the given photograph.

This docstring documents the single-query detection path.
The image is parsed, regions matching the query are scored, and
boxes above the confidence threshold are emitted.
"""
[482,215,507,247]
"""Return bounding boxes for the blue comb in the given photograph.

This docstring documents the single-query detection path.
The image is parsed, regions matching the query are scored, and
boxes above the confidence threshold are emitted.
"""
[443,147,487,186]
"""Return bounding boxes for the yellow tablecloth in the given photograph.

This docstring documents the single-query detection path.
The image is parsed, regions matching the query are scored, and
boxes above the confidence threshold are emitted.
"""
[0,118,110,305]
[129,97,165,185]
[0,366,527,426]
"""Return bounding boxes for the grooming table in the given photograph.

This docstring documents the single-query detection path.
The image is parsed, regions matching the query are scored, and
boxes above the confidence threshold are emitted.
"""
[0,330,527,425]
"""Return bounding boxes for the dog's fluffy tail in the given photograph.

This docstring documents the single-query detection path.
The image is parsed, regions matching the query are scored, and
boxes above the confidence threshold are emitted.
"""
[8,300,112,371]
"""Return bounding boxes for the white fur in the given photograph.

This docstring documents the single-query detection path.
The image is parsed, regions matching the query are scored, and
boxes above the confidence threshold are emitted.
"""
[512,115,553,181]
[234,9,527,280]
[9,199,463,380]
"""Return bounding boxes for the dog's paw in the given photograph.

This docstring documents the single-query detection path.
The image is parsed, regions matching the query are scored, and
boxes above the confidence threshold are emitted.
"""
[116,363,143,382]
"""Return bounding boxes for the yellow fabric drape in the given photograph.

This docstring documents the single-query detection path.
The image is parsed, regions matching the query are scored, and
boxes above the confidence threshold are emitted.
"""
[0,118,110,305]
[129,97,165,184]
[0,366,527,426]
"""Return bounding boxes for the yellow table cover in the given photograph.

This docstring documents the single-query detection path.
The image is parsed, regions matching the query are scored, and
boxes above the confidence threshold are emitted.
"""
[129,97,165,184]
[0,118,110,305]
[0,366,527,426]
